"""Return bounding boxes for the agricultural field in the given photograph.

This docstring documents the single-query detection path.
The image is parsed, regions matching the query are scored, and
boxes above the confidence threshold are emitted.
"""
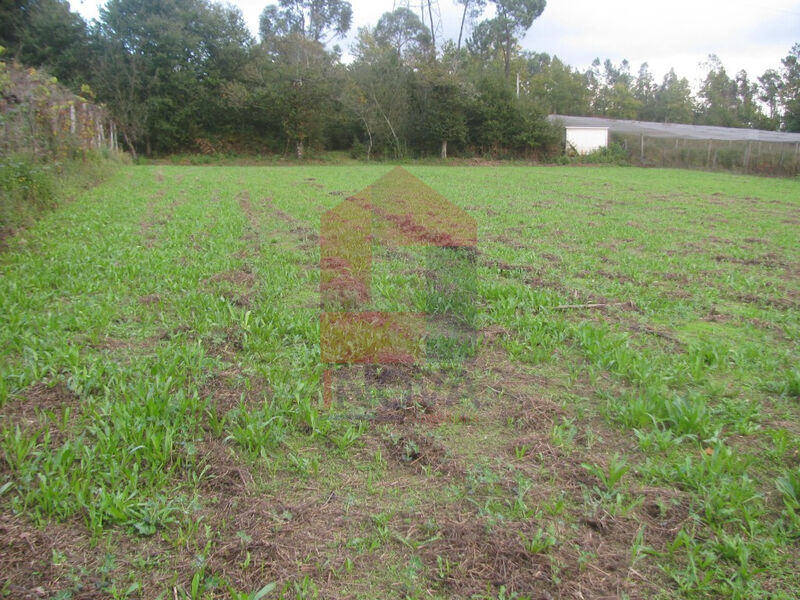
[1,164,799,599]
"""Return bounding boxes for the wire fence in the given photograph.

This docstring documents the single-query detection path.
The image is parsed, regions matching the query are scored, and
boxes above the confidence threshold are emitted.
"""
[614,133,800,177]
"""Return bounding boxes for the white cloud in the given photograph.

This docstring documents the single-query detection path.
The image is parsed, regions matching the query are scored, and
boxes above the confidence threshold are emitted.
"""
[522,0,800,80]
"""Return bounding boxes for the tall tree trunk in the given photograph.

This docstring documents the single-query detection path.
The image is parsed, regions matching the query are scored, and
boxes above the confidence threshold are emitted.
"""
[504,36,511,81]
[361,117,373,161]
[440,139,447,159]
[427,0,437,61]
[296,139,304,160]
[456,2,468,52]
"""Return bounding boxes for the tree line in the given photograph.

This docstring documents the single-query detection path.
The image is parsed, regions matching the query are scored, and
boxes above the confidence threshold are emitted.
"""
[2,0,799,159]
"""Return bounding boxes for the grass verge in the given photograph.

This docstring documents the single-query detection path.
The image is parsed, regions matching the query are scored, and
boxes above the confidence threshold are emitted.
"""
[0,150,127,248]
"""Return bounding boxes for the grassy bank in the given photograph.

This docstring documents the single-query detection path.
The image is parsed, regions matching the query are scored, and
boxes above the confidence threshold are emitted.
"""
[0,151,127,247]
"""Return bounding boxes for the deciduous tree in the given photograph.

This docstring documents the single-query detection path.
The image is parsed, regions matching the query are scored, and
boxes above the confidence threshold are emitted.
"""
[469,0,545,80]
[654,69,694,124]
[0,0,88,87]
[781,44,800,132]
[758,68,782,129]
[259,0,352,44]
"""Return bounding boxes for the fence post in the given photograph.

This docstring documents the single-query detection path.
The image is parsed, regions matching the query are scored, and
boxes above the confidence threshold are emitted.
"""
[686,138,691,168]
[706,140,712,167]
[640,134,644,164]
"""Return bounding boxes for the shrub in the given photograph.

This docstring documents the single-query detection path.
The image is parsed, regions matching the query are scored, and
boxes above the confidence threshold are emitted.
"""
[1,155,57,235]
[575,142,629,165]
[0,156,56,210]
[350,137,367,160]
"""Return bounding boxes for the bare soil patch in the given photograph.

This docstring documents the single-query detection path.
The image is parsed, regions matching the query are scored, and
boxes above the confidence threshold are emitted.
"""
[736,292,800,310]
[234,191,263,258]
[0,512,102,600]
[204,267,257,307]
[138,293,161,305]
[270,204,319,251]
[138,199,157,247]
[200,369,270,417]
[0,382,80,448]
[715,253,786,268]
[195,482,351,591]
[419,514,554,597]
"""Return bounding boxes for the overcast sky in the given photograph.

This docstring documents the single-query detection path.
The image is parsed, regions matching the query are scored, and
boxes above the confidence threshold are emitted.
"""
[72,0,800,86]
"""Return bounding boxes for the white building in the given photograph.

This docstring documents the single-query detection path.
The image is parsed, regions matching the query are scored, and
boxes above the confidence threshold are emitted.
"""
[565,126,609,155]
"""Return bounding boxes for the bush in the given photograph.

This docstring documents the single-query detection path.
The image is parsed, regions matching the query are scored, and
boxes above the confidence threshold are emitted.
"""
[0,156,56,210]
[716,148,741,170]
[350,137,367,160]
[1,156,57,237]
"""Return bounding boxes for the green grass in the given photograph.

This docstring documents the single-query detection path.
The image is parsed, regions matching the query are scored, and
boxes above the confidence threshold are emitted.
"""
[0,165,799,599]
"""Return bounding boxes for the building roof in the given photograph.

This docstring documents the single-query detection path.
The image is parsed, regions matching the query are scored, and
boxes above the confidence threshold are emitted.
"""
[549,115,800,143]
